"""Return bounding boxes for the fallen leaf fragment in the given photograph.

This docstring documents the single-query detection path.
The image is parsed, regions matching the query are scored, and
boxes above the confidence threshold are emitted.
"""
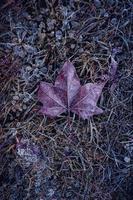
[38,82,66,117]
[71,82,105,119]
[109,56,118,81]
[55,61,81,108]
[16,138,41,164]
[108,56,118,93]
[38,61,106,119]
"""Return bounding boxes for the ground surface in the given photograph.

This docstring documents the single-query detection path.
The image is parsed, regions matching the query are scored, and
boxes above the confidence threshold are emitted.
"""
[0,0,132,200]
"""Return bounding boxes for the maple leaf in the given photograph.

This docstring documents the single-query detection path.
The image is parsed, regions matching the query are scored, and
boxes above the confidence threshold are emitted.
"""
[38,61,106,119]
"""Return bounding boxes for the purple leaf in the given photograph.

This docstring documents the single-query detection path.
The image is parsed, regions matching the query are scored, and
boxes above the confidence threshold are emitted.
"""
[38,61,106,119]
[109,56,118,81]
[38,82,66,117]
[71,82,106,119]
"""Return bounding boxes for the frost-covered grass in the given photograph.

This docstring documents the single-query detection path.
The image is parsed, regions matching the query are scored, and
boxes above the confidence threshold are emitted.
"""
[0,0,132,200]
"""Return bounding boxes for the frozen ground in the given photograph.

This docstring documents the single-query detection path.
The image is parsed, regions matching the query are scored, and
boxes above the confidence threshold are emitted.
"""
[0,0,132,200]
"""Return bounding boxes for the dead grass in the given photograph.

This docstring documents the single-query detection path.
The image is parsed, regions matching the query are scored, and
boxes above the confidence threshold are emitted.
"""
[0,0,132,200]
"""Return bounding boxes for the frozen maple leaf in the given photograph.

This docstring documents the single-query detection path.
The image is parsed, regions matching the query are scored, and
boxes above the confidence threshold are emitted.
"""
[38,61,106,119]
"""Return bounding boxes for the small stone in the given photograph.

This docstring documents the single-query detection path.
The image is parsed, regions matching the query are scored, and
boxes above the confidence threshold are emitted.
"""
[47,19,56,31]
[55,41,60,47]
[64,146,71,156]
[19,93,24,98]
[34,68,39,73]
[64,146,69,152]
[55,30,62,40]
[39,22,45,29]
[16,112,20,117]
[79,48,84,53]
[111,18,117,25]
[71,44,75,49]
[16,122,21,127]
[18,107,22,112]
[26,66,32,71]
[23,104,27,110]
[23,98,29,103]
[35,58,44,67]
[79,35,83,42]
[13,95,19,101]
[10,128,17,136]
[94,0,101,8]
[124,156,130,163]
[12,100,16,105]
[69,32,74,38]
[51,31,55,37]
[104,12,109,17]
[38,32,46,42]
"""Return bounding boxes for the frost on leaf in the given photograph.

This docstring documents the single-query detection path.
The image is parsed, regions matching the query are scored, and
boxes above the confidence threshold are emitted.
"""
[71,83,105,119]
[38,61,106,119]
[16,139,41,165]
